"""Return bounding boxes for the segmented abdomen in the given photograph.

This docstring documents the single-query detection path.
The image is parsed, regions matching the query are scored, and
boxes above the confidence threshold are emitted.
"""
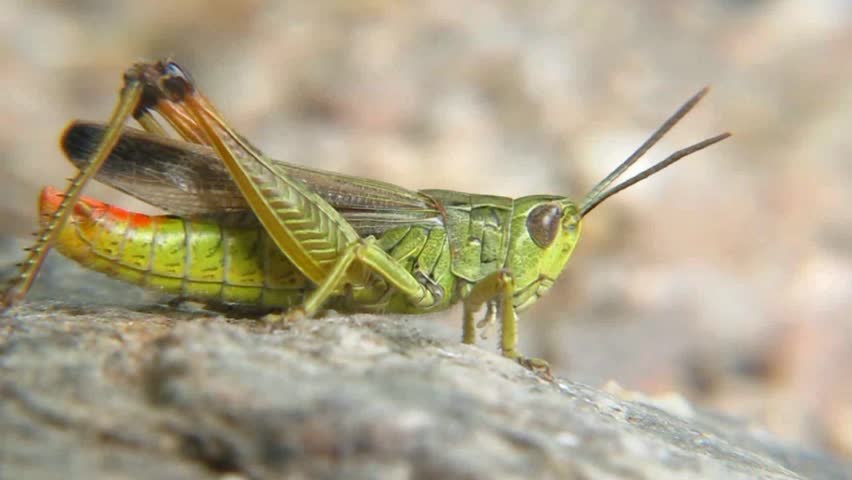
[40,187,309,307]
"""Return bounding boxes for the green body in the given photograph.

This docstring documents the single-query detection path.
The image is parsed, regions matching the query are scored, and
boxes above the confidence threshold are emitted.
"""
[53,163,580,316]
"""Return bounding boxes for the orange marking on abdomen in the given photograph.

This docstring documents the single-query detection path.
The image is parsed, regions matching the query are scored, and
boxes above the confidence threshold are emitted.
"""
[39,186,153,226]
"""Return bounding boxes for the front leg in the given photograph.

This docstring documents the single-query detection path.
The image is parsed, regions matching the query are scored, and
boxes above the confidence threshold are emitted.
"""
[462,270,552,376]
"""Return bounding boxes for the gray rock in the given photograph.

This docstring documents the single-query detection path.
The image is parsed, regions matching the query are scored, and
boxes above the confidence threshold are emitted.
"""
[1,301,849,480]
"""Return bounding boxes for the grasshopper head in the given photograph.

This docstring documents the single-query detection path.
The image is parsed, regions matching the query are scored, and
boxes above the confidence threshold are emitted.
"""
[504,196,583,310]
[506,88,731,311]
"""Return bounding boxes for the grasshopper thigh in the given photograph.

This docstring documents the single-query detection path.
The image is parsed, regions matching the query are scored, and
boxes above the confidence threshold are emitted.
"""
[299,238,439,317]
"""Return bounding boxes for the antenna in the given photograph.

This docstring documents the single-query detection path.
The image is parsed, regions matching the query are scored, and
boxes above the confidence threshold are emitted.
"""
[579,88,730,218]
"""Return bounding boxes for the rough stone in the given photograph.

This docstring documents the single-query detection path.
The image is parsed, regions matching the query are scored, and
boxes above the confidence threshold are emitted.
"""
[2,300,849,479]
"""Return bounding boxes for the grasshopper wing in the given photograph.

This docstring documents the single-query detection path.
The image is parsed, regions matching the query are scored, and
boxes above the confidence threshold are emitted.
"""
[62,122,442,236]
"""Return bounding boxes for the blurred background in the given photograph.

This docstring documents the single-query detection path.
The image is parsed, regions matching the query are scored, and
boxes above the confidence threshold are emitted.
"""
[1,0,850,458]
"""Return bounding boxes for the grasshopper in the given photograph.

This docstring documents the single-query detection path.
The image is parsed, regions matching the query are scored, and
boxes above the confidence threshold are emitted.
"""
[1,60,730,372]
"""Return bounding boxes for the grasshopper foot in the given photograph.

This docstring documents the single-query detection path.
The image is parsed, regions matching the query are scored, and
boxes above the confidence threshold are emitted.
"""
[261,312,285,332]
[261,308,305,332]
[517,356,554,382]
[282,307,307,323]
[0,287,22,313]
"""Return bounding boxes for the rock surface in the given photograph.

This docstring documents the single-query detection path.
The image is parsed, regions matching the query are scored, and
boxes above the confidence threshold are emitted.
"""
[2,301,849,480]
[2,0,852,458]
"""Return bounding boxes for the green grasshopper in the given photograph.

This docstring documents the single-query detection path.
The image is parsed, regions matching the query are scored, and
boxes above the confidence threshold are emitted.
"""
[1,60,729,372]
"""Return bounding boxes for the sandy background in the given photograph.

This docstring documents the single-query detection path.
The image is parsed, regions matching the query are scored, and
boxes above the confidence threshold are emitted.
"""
[1,0,850,458]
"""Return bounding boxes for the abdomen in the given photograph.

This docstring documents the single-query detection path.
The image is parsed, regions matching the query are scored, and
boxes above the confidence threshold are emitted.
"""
[41,187,309,307]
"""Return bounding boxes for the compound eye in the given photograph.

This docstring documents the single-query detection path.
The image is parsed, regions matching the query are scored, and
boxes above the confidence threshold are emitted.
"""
[164,61,191,81]
[526,204,563,248]
[160,61,194,99]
